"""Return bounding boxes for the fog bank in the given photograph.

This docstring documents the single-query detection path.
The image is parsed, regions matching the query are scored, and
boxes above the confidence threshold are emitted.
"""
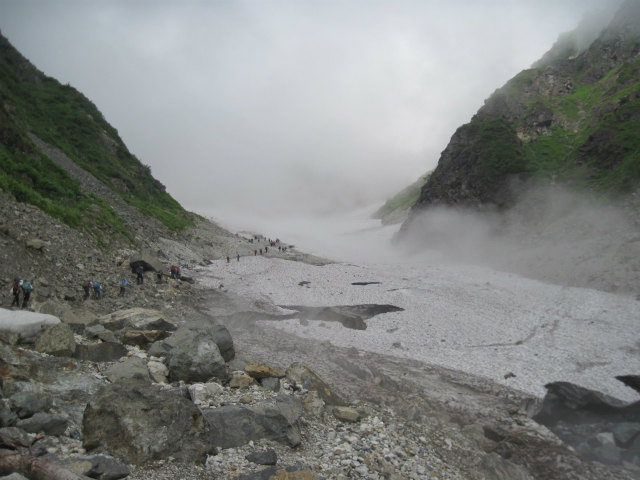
[398,186,640,294]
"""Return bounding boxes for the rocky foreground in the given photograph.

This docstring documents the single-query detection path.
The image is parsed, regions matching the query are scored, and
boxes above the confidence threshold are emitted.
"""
[1,192,640,480]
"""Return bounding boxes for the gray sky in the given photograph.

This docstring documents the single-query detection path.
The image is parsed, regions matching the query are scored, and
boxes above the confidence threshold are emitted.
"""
[0,0,621,218]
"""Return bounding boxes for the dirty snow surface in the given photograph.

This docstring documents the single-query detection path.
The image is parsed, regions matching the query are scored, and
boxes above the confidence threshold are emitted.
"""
[198,209,640,403]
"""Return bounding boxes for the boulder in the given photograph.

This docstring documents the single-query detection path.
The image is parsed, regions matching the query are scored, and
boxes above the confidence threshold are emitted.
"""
[73,342,129,363]
[9,392,52,419]
[153,323,233,383]
[129,254,165,273]
[121,329,172,349]
[16,412,69,436]
[149,317,233,361]
[0,407,18,427]
[333,406,361,423]
[83,380,213,464]
[62,454,130,480]
[0,473,30,480]
[26,238,48,250]
[286,362,346,406]
[246,448,278,466]
[37,302,98,333]
[229,371,256,388]
[302,391,325,418]
[0,427,33,450]
[147,360,169,384]
[534,381,634,427]
[260,377,281,393]
[99,308,177,332]
[188,382,224,405]
[104,357,151,384]
[534,381,640,467]
[203,394,302,448]
[34,322,76,357]
[84,324,118,343]
[0,308,60,343]
[245,363,285,380]
[167,332,228,383]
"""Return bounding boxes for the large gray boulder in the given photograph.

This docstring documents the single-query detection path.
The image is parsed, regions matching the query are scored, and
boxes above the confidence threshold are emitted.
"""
[8,392,52,419]
[534,381,640,467]
[34,322,76,357]
[82,380,213,464]
[0,308,60,343]
[203,394,302,448]
[16,412,69,436]
[73,342,129,363]
[61,454,130,480]
[37,302,99,333]
[149,317,233,362]
[149,321,234,383]
[99,308,177,332]
[165,327,229,383]
[104,357,151,384]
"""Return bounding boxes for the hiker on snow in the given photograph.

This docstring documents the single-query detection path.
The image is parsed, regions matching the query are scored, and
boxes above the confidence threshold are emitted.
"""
[10,279,21,307]
[21,280,33,309]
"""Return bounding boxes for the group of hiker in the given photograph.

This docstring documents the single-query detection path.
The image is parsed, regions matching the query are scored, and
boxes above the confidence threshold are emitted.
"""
[82,281,103,300]
[78,263,184,301]
[9,278,33,309]
[229,236,290,262]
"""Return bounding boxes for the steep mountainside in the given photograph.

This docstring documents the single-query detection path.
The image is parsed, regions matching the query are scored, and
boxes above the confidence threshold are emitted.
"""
[406,0,640,213]
[0,32,193,246]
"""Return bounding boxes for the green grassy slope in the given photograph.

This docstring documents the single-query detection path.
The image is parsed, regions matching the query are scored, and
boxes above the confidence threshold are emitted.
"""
[0,33,194,238]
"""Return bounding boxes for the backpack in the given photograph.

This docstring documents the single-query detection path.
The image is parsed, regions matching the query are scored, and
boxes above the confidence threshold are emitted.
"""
[93,282,102,291]
[22,281,32,293]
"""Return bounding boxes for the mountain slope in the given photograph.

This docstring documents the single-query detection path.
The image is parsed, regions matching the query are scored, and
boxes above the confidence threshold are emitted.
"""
[0,32,193,245]
[373,173,430,225]
[405,0,640,213]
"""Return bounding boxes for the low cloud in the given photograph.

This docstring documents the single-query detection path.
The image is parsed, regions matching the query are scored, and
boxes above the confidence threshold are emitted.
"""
[397,185,640,293]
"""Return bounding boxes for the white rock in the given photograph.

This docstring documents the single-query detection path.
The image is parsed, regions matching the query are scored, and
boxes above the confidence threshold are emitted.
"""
[188,382,224,404]
[0,308,60,342]
[148,361,169,384]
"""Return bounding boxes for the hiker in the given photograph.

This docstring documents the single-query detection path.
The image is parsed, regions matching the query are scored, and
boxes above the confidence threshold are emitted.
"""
[135,265,144,285]
[119,278,130,296]
[157,271,163,283]
[170,265,181,279]
[237,253,240,262]
[84,281,92,300]
[254,249,257,256]
[227,256,230,263]
[92,281,102,300]
[21,280,33,309]
[10,279,21,307]
[265,246,268,253]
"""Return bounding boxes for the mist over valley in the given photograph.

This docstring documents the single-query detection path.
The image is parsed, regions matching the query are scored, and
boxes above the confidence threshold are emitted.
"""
[1,1,640,478]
